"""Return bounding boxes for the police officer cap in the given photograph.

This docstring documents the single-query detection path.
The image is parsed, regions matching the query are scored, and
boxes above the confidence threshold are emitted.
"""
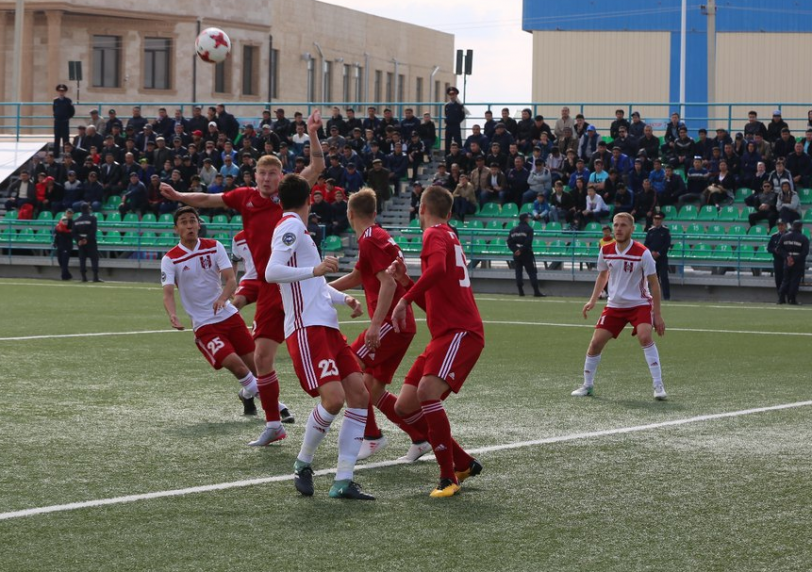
[56,84,68,92]
[446,86,459,95]
[791,220,803,230]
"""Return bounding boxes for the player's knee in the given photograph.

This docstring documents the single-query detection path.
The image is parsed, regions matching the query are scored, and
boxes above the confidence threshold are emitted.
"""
[343,375,369,409]
[321,392,345,416]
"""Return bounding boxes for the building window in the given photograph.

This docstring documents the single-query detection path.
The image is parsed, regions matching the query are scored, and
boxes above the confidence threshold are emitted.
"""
[374,70,382,103]
[307,58,316,102]
[385,72,393,103]
[355,65,364,102]
[416,77,423,103]
[434,80,441,103]
[270,49,280,99]
[242,45,258,96]
[144,37,171,90]
[323,61,332,102]
[214,60,230,94]
[397,74,405,103]
[342,64,351,103]
[92,35,121,88]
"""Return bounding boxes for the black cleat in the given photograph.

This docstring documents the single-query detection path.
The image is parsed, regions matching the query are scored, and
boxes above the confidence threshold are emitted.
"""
[294,466,315,496]
[329,480,375,500]
[280,407,295,424]
[455,458,483,484]
[239,391,257,416]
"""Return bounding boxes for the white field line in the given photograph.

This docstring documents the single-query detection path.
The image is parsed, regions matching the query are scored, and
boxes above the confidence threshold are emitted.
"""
[1,319,810,342]
[2,399,810,521]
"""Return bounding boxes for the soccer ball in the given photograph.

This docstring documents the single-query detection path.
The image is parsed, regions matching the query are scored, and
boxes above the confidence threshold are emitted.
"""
[195,28,231,64]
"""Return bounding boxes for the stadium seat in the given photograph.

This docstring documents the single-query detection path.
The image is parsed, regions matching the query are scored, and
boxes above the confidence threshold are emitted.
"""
[803,209,812,223]
[734,188,753,204]
[158,213,173,227]
[547,240,568,255]
[669,223,685,235]
[198,215,212,224]
[122,231,140,245]
[157,232,176,247]
[712,244,734,260]
[16,228,36,242]
[141,213,157,225]
[322,235,343,253]
[54,211,65,221]
[685,223,704,235]
[37,211,53,221]
[231,215,243,226]
[212,214,229,225]
[501,203,519,218]
[103,196,120,210]
[529,220,544,231]
[519,203,534,216]
[475,202,500,218]
[213,233,230,242]
[727,224,747,236]
[544,221,562,232]
[661,205,678,219]
[460,220,483,229]
[676,205,698,221]
[102,231,123,246]
[799,188,812,205]
[706,224,725,236]
[737,207,755,222]
[717,206,739,221]
[697,206,717,221]
[4,210,18,220]
[472,239,489,255]
[140,232,159,247]
[747,225,767,237]
[123,213,139,224]
[670,241,687,258]
[485,220,504,232]
[687,243,712,259]
[105,212,121,224]
[0,228,15,242]
[583,222,602,236]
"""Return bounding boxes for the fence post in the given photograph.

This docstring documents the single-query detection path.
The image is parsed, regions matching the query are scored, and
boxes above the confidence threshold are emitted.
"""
[15,103,21,142]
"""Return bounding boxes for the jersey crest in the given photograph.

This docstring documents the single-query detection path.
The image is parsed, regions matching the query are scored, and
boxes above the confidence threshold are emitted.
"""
[200,255,213,269]
[282,232,297,246]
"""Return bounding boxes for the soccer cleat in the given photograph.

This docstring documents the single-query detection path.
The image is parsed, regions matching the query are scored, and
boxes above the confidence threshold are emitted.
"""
[397,441,433,462]
[357,435,388,461]
[654,385,668,401]
[294,465,314,497]
[328,480,375,500]
[429,478,461,498]
[238,389,257,416]
[455,459,483,484]
[247,424,286,446]
[279,407,295,424]
[571,385,594,397]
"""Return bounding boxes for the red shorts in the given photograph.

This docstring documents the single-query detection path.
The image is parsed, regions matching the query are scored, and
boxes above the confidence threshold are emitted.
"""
[235,279,261,305]
[404,331,484,394]
[286,326,362,397]
[351,322,415,385]
[596,304,653,338]
[252,281,285,343]
[194,313,255,370]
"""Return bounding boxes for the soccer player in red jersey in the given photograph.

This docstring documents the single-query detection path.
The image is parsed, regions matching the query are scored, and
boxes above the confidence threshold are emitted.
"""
[571,212,668,400]
[329,189,431,462]
[160,206,291,420]
[160,110,325,445]
[390,185,485,498]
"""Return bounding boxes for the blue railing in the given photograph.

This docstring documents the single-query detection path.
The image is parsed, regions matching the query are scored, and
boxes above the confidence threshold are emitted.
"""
[2,101,811,143]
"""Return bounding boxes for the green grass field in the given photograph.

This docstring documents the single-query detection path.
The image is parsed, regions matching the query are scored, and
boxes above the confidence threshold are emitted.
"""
[1,278,811,572]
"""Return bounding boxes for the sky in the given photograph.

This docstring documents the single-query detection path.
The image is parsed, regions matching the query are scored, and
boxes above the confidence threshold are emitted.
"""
[316,0,532,104]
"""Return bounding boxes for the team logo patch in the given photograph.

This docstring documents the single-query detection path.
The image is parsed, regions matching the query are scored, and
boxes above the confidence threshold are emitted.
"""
[282,232,296,246]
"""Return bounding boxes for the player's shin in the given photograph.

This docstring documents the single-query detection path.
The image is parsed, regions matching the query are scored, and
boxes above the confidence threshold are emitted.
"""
[364,399,382,439]
[584,353,602,387]
[642,343,662,386]
[378,391,426,442]
[297,404,336,466]
[421,400,456,481]
[257,371,281,424]
[335,408,368,481]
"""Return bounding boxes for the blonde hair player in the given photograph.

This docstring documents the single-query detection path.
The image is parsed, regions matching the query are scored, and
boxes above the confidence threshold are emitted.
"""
[571,212,668,400]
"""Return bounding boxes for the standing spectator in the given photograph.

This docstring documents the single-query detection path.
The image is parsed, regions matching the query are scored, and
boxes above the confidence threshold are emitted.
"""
[418,113,436,158]
[72,202,101,282]
[609,109,630,140]
[344,108,362,135]
[444,86,465,154]
[743,111,767,139]
[628,111,646,139]
[366,158,390,213]
[52,84,75,158]
[554,106,575,140]
[507,213,544,297]
[187,105,208,135]
[482,110,497,140]
[399,108,420,140]
[776,220,809,305]
[644,213,671,300]
[216,104,239,141]
[766,110,788,143]
[767,220,788,296]
[54,210,74,280]
[451,173,477,221]
[126,106,148,134]
[330,189,349,235]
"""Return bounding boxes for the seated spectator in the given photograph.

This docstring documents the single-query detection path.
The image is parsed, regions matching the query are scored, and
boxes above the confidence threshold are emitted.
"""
[768,159,794,192]
[614,127,637,158]
[207,173,225,194]
[343,163,364,195]
[418,113,437,159]
[648,158,666,194]
[631,179,658,227]
[146,174,172,215]
[671,127,695,171]
[507,156,530,205]
[751,161,769,192]
[62,171,84,211]
[432,163,451,189]
[120,172,148,216]
[480,162,505,205]
[703,159,736,206]
[545,147,565,183]
[627,158,648,194]
[409,182,423,221]
[773,128,796,159]
[613,183,634,215]
[748,180,778,227]
[660,164,686,206]
[568,158,590,190]
[531,193,550,223]
[743,110,767,139]
[386,143,408,195]
[602,168,622,204]
[330,190,349,235]
[4,170,34,211]
[406,131,425,183]
[638,124,660,161]
[548,181,576,226]
[323,179,344,203]
[589,141,611,172]
[42,176,64,214]
[629,111,646,140]
[307,213,323,254]
[219,154,240,179]
[578,184,609,228]
[785,142,812,189]
[776,181,801,224]
[366,158,390,214]
[680,157,709,209]
[309,191,333,231]
[588,159,609,195]
[452,173,478,221]
[527,160,552,201]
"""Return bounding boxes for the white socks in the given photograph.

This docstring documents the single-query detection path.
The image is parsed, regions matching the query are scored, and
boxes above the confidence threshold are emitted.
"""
[237,372,258,397]
[642,343,662,386]
[583,354,602,387]
[335,408,368,482]
[297,404,335,465]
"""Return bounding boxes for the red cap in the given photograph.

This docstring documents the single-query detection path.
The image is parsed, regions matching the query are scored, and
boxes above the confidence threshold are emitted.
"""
[192,130,203,137]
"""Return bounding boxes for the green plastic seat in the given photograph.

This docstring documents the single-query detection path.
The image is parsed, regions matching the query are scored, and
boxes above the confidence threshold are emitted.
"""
[104,196,121,209]
[711,244,734,260]
[747,225,767,237]
[322,235,343,252]
[519,203,534,216]
[484,241,511,256]
[141,213,157,224]
[501,203,519,218]
[798,188,812,205]
[53,211,65,221]
[460,220,482,229]
[544,222,562,232]
[198,215,212,224]
[717,206,739,221]
[121,231,140,245]
[737,207,755,222]
[529,220,544,231]
[4,210,18,220]
[685,223,704,235]
[101,231,123,245]
[472,239,489,255]
[670,241,687,258]
[37,211,53,221]
[706,224,725,235]
[17,228,36,242]
[687,243,712,259]
[668,223,685,235]
[547,240,568,255]
[583,222,602,234]
[213,233,230,242]
[231,215,243,226]
[803,209,812,223]
[676,205,698,221]
[158,213,174,225]
[123,213,139,224]
[408,218,420,228]
[105,212,121,224]
[734,188,754,204]
[140,232,159,247]
[158,232,177,247]
[485,220,504,231]
[661,205,678,220]
[212,214,229,225]
[475,203,500,218]
[727,224,747,236]
[697,206,717,221]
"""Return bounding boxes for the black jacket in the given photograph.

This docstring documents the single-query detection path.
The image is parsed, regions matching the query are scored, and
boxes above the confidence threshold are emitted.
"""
[644,225,671,258]
[72,213,98,244]
[507,221,534,259]
[53,97,75,121]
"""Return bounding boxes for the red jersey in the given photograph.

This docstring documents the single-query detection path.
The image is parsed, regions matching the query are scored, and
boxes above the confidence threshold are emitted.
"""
[402,223,484,340]
[355,225,416,334]
[221,187,283,280]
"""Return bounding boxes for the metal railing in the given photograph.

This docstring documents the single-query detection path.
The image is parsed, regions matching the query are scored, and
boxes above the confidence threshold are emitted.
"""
[2,101,811,143]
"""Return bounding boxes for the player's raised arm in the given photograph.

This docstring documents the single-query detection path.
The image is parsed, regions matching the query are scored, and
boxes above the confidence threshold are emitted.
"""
[160,182,226,209]
[300,110,325,186]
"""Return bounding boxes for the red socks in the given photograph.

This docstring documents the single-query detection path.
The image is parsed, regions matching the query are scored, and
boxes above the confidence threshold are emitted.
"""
[378,391,427,443]
[420,400,455,480]
[257,372,280,422]
[364,399,382,439]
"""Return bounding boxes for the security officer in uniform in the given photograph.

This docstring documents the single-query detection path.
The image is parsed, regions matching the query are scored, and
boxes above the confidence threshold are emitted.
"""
[444,86,465,155]
[507,213,544,297]
[53,84,75,159]
[776,219,809,305]
[766,219,788,294]
[644,212,671,300]
[72,202,103,283]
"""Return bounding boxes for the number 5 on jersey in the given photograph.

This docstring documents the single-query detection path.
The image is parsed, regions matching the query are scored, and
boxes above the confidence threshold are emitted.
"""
[454,244,471,288]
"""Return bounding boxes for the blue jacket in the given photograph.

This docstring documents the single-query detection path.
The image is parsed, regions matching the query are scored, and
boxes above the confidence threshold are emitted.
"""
[386,153,409,178]
[648,167,666,193]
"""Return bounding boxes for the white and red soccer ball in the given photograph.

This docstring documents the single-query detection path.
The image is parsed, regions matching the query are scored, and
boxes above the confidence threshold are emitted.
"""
[195,28,231,64]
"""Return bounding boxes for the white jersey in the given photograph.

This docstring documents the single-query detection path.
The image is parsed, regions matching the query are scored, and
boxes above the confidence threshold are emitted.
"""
[597,240,656,309]
[161,238,238,330]
[267,212,342,338]
[231,231,258,281]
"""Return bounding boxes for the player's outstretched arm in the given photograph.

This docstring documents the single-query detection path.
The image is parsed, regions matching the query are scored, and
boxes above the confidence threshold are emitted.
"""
[328,268,362,291]
[647,274,666,336]
[583,270,609,318]
[300,110,325,186]
[160,182,225,209]
[162,285,185,330]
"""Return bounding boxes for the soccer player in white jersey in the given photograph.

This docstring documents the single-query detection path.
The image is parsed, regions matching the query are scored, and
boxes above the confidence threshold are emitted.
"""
[161,206,293,419]
[231,230,260,310]
[265,173,374,500]
[571,212,668,400]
